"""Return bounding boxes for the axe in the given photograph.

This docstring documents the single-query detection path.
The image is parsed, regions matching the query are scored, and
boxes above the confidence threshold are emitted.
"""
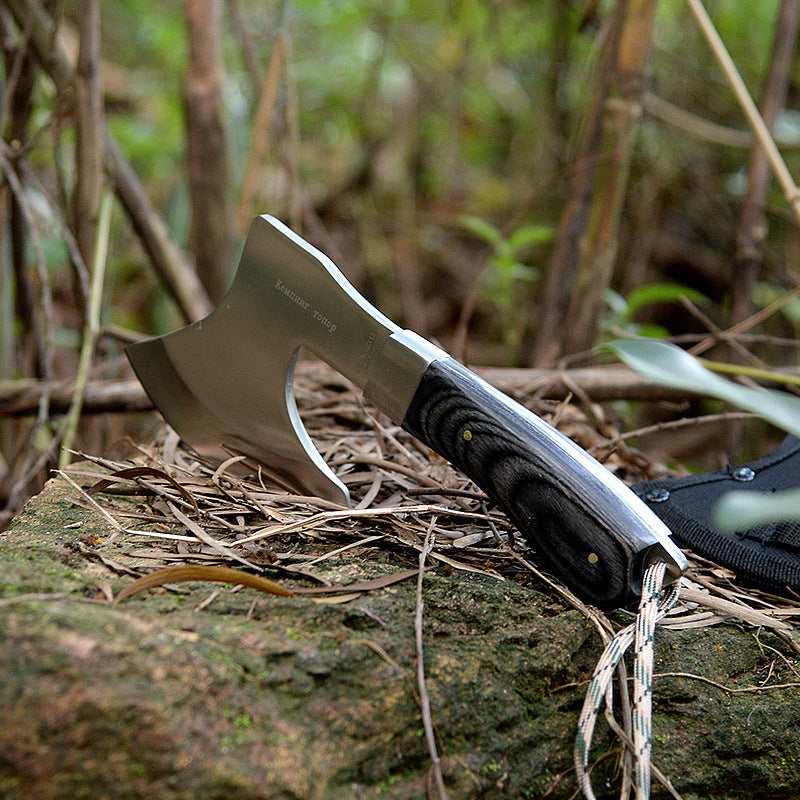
[126,215,686,608]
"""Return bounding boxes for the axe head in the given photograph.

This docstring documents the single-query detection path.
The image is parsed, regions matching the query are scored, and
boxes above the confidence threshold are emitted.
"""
[127,215,404,506]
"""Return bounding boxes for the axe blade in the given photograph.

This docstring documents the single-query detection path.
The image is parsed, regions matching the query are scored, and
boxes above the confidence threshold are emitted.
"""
[127,215,405,505]
[128,214,686,608]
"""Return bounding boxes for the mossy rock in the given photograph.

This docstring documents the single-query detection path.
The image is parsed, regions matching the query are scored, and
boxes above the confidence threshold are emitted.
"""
[1,472,799,799]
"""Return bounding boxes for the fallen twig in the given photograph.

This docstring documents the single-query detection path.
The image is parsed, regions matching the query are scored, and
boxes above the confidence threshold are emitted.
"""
[415,520,449,800]
[0,363,711,418]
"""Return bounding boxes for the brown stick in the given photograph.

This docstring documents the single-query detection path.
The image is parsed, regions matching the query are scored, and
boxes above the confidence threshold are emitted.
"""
[73,0,103,271]
[686,0,800,222]
[730,0,800,327]
[414,523,450,800]
[228,0,261,90]
[0,378,151,416]
[2,13,39,374]
[183,0,234,303]
[0,365,704,418]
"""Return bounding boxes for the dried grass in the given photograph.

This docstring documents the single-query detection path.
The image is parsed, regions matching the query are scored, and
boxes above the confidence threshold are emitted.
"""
[65,361,800,643]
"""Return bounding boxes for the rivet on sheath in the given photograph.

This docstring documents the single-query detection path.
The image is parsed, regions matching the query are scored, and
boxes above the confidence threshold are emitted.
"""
[463,430,473,441]
[732,466,755,482]
[646,488,670,503]
[587,552,599,564]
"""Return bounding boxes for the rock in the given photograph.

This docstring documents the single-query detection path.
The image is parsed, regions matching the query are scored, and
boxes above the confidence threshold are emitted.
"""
[1,472,799,799]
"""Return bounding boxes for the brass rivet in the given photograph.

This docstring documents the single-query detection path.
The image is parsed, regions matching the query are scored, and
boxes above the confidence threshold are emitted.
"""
[587,552,599,564]
[463,430,473,441]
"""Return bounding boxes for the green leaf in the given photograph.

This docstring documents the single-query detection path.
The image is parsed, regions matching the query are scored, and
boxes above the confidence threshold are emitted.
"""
[603,288,628,316]
[459,214,502,246]
[491,250,517,274]
[609,339,800,438]
[623,283,706,321]
[612,339,800,534]
[632,323,671,340]
[510,262,538,282]
[506,225,554,254]
[714,487,800,533]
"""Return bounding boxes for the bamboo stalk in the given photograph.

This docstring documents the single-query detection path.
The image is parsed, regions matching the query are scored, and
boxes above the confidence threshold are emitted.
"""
[527,4,622,368]
[73,0,103,275]
[184,0,234,303]
[529,0,658,364]
[686,0,800,224]
[560,0,658,357]
[236,32,287,234]
[730,0,800,326]
[58,190,113,469]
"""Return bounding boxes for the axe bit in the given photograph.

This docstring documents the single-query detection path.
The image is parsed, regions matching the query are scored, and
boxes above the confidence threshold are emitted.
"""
[127,214,686,607]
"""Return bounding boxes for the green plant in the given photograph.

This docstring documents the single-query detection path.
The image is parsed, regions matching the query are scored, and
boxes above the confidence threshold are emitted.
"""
[460,214,552,353]
[601,283,706,340]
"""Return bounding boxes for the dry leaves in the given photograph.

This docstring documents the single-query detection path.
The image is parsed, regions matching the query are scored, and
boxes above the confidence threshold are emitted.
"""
[62,361,800,642]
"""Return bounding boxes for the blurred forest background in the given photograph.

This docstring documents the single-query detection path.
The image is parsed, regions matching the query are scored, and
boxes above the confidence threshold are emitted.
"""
[2,0,800,528]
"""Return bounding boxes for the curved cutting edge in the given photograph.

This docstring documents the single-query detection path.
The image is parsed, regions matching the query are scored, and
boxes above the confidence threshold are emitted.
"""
[127,334,350,505]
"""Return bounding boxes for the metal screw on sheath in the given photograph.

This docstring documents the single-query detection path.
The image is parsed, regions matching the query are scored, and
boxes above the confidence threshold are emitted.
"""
[732,466,755,482]
[645,488,670,503]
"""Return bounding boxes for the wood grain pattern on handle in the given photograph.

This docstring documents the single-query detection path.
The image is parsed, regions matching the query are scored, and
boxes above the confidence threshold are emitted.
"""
[402,359,654,607]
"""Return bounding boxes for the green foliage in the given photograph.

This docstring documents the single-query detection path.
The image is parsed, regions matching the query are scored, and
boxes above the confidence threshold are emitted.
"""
[72,0,800,342]
[601,283,707,340]
[714,486,800,532]
[460,214,552,354]
[281,0,580,208]
[101,0,187,180]
[459,214,551,304]
[610,339,800,438]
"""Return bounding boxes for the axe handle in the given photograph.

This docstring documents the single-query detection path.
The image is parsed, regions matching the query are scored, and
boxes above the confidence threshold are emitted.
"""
[401,358,683,608]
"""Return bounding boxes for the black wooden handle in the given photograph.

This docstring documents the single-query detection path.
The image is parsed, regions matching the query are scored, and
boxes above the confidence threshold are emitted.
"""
[402,359,679,607]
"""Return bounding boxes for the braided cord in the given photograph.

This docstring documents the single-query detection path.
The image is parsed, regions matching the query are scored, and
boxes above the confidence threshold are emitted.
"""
[574,561,680,800]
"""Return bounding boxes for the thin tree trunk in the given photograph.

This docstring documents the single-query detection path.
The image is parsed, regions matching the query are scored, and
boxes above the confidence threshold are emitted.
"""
[183,0,234,303]
[103,134,213,322]
[2,19,38,373]
[722,0,799,456]
[393,85,428,335]
[525,3,625,367]
[730,0,800,327]
[526,0,657,365]
[73,0,103,274]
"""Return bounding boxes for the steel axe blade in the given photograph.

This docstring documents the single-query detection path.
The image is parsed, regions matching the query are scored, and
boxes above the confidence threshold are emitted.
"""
[127,214,686,607]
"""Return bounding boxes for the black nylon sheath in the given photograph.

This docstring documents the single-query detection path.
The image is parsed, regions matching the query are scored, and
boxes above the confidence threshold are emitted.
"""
[633,436,800,595]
